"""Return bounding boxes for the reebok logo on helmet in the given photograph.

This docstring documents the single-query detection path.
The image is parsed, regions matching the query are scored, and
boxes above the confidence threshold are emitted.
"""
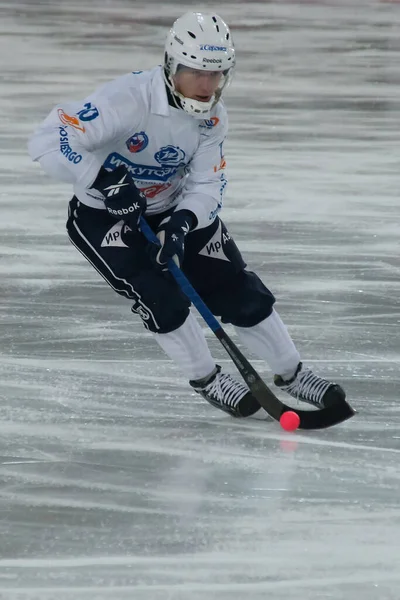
[203,58,222,63]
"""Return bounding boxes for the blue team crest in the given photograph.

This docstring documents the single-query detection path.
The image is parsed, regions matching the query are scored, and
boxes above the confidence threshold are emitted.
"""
[154,145,186,166]
[126,132,149,153]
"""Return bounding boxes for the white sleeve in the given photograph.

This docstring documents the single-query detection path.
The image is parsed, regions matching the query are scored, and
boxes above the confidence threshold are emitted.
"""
[177,108,228,230]
[28,87,140,189]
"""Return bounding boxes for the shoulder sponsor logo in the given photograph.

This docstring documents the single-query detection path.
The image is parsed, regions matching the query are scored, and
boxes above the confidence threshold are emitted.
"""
[58,109,86,133]
[101,221,129,248]
[199,222,230,260]
[199,116,220,129]
[200,45,227,51]
[126,132,149,153]
[59,126,82,164]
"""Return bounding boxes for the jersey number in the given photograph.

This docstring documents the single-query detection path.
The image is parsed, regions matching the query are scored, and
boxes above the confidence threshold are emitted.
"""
[77,103,99,122]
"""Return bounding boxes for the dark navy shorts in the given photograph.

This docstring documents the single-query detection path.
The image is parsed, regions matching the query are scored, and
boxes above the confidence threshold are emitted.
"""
[66,197,275,333]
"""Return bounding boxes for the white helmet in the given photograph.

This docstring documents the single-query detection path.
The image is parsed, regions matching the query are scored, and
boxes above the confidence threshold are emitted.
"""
[164,12,235,118]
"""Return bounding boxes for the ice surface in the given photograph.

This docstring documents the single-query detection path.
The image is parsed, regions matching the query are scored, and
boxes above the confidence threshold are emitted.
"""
[1,1,400,599]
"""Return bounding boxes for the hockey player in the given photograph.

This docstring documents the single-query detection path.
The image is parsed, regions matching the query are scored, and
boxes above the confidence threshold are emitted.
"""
[28,12,345,418]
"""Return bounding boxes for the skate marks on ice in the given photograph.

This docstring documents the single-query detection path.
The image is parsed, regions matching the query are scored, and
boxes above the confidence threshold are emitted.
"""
[1,568,400,600]
[1,440,400,600]
[1,358,400,600]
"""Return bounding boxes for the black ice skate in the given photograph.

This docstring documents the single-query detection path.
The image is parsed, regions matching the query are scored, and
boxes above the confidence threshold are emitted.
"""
[190,365,260,417]
[274,362,346,409]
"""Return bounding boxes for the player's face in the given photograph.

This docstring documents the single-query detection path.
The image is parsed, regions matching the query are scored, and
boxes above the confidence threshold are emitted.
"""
[173,67,223,102]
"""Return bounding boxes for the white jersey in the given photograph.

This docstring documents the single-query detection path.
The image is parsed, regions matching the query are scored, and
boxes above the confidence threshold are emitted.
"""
[28,66,228,230]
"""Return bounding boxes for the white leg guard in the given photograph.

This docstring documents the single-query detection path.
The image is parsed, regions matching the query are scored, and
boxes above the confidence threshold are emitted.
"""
[234,309,300,379]
[152,312,216,381]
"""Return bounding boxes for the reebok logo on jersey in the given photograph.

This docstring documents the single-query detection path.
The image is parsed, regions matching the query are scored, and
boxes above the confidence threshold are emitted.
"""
[106,203,140,217]
[103,174,130,197]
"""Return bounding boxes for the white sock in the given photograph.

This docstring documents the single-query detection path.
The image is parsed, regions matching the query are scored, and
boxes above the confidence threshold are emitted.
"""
[152,312,216,381]
[234,309,300,379]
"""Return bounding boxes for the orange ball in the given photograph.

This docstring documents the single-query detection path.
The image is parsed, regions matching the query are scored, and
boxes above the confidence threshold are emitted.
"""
[280,411,300,432]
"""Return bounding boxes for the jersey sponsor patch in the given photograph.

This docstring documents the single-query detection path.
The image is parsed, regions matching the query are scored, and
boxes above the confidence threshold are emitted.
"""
[154,145,186,167]
[104,151,186,183]
[101,221,129,248]
[199,221,230,261]
[140,182,172,198]
[126,132,149,153]
[58,109,86,133]
[199,117,220,129]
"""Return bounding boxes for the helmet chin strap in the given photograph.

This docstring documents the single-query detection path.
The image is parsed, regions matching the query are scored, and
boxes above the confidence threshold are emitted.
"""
[173,89,215,119]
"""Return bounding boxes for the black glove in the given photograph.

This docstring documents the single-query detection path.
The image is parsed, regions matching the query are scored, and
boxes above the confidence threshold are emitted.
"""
[155,210,197,268]
[91,166,146,229]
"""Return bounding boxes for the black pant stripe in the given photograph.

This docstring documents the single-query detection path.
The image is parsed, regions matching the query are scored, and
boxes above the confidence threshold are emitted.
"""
[68,218,160,329]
